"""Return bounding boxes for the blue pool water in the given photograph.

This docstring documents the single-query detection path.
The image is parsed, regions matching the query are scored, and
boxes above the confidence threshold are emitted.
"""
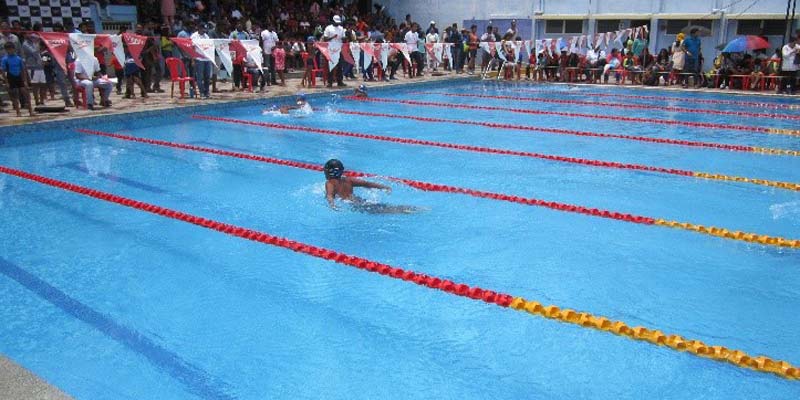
[1,80,799,399]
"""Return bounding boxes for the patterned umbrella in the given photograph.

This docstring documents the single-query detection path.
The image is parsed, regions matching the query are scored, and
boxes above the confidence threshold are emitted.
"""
[719,35,771,53]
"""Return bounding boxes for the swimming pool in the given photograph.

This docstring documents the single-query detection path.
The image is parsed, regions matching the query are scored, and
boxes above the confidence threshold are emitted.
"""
[1,80,798,399]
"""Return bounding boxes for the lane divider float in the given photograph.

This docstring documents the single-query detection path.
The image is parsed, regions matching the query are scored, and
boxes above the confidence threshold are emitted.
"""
[77,128,800,249]
[335,109,800,157]
[191,115,800,193]
[344,96,800,137]
[0,164,797,380]
[513,87,800,111]
[412,91,800,121]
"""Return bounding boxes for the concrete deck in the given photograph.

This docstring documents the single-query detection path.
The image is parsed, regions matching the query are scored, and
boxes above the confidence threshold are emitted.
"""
[0,356,73,400]
[0,70,468,127]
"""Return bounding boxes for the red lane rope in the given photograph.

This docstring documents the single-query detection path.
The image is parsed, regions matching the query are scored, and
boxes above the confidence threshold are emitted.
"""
[76,128,657,225]
[191,115,698,178]
[334,109,764,154]
[0,164,517,306]
[343,96,799,136]
[412,91,800,121]
[515,88,800,111]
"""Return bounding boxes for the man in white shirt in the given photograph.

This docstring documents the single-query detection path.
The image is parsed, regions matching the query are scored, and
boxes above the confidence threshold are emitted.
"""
[779,36,799,94]
[426,29,440,72]
[323,15,346,87]
[191,24,213,98]
[261,24,279,85]
[73,55,112,109]
[405,23,423,76]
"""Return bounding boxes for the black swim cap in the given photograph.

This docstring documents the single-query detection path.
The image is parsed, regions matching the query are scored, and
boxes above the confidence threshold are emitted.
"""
[324,159,344,179]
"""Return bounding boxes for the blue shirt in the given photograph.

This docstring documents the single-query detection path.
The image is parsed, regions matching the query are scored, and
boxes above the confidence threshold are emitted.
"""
[683,36,701,59]
[0,54,24,77]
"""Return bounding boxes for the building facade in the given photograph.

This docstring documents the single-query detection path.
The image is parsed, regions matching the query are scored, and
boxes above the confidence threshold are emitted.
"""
[383,0,799,69]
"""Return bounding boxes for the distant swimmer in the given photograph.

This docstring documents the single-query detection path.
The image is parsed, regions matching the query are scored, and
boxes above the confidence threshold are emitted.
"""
[323,159,421,214]
[353,84,368,98]
[279,92,312,114]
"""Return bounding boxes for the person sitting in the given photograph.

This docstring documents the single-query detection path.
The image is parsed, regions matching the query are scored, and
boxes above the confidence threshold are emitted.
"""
[244,51,265,92]
[557,48,569,81]
[622,50,643,84]
[73,54,113,110]
[584,46,601,82]
[546,49,559,81]
[603,48,622,84]
[500,34,518,79]
[728,53,752,89]
[353,84,368,98]
[717,53,735,89]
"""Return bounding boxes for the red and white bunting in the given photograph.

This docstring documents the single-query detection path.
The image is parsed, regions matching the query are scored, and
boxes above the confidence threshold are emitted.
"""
[122,32,148,69]
[38,32,70,72]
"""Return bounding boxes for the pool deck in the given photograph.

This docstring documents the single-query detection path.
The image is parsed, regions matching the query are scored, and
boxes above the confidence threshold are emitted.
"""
[0,355,73,400]
[1,71,797,127]
[0,70,470,127]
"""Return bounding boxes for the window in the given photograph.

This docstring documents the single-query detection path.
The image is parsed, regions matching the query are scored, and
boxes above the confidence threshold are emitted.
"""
[736,20,761,35]
[737,19,785,35]
[564,20,583,33]
[545,20,584,34]
[596,19,621,33]
[629,19,650,31]
[665,19,711,34]
[763,19,786,35]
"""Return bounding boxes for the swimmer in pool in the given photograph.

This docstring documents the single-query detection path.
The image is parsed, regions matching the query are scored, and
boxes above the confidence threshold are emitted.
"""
[323,159,421,214]
[353,84,368,98]
[280,92,309,114]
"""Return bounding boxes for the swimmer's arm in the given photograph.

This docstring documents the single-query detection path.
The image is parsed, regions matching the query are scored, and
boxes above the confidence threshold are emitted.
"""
[325,180,338,209]
[351,179,391,192]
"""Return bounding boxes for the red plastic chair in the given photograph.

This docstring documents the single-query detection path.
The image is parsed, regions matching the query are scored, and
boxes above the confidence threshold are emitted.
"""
[241,70,254,92]
[165,57,196,98]
[305,52,326,87]
[68,62,89,109]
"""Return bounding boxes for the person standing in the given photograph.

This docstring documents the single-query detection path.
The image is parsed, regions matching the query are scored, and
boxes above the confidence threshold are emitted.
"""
[323,15,346,87]
[466,24,478,74]
[22,34,47,106]
[190,24,212,98]
[405,23,423,77]
[447,23,463,73]
[682,28,702,88]
[260,23,278,86]
[779,36,799,95]
[1,42,34,116]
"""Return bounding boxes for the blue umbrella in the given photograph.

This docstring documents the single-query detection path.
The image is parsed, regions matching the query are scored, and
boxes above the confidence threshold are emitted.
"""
[719,35,770,53]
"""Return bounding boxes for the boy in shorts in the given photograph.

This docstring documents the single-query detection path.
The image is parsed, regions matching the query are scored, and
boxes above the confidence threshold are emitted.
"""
[1,42,34,116]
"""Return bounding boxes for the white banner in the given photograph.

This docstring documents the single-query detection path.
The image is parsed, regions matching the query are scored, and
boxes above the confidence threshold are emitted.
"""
[444,43,454,69]
[380,43,390,71]
[241,39,263,70]
[193,38,217,66]
[327,41,342,71]
[432,42,443,63]
[360,43,375,71]
[349,42,362,72]
[213,39,233,73]
[69,33,96,76]
[109,34,125,68]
